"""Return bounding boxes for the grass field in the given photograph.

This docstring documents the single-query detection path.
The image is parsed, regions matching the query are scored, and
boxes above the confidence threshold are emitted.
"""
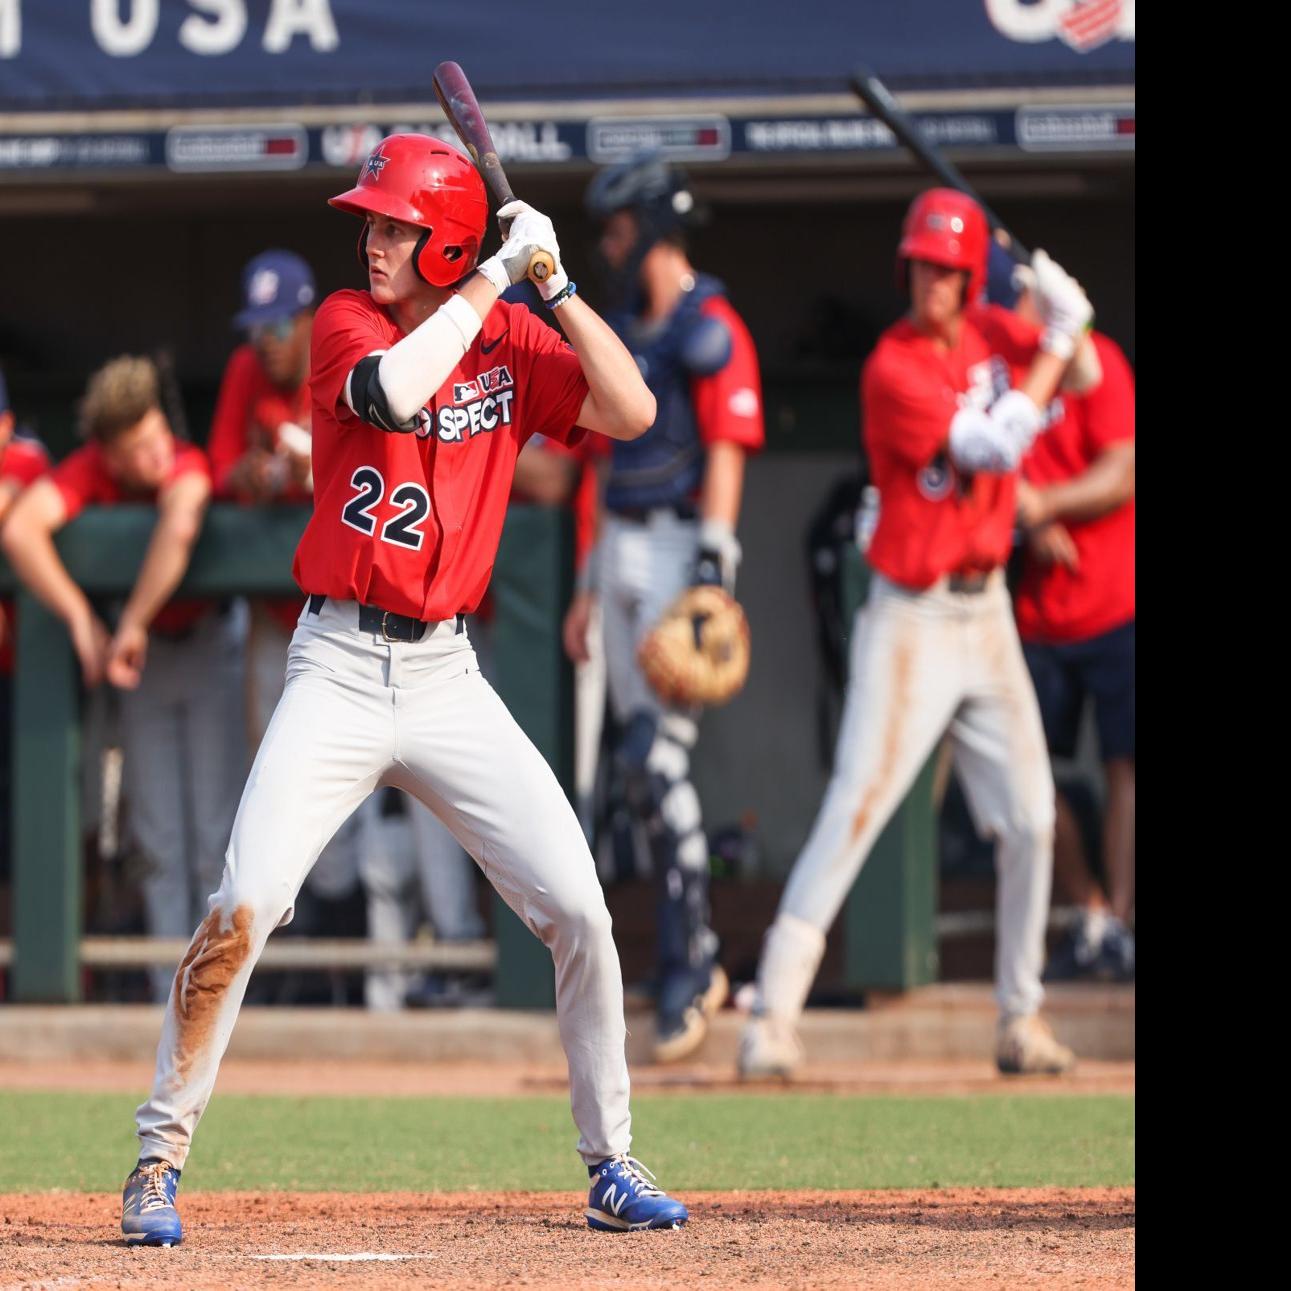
[0,1089,1133,1193]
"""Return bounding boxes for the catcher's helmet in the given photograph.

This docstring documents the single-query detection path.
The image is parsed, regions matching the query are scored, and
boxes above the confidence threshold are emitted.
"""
[329,134,488,288]
[585,153,700,242]
[897,187,989,308]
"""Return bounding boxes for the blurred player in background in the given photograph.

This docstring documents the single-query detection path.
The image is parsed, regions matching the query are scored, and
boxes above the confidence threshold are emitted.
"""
[208,249,316,751]
[209,250,365,914]
[573,156,765,1062]
[987,245,1135,981]
[2,356,245,1001]
[738,190,1099,1080]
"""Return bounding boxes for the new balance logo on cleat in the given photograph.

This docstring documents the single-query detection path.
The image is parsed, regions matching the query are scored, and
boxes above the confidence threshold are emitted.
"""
[585,1154,689,1232]
[121,1159,183,1247]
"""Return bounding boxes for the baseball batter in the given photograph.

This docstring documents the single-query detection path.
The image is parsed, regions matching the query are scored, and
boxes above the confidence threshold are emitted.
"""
[121,134,688,1245]
[738,189,1097,1081]
[566,156,764,1063]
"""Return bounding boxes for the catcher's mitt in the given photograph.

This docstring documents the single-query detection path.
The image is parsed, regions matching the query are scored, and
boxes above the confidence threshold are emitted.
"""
[638,585,751,707]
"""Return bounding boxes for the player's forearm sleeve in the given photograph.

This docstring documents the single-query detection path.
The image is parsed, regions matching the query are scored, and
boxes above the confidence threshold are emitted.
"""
[345,294,483,431]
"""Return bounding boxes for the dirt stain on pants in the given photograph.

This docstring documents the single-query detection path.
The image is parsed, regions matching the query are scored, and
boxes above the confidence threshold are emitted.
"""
[172,905,253,1080]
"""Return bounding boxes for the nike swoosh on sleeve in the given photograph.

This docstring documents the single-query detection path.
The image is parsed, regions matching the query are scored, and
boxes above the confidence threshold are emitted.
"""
[481,331,508,356]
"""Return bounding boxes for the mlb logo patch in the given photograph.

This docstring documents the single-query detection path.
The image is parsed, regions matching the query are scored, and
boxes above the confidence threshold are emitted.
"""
[453,380,480,403]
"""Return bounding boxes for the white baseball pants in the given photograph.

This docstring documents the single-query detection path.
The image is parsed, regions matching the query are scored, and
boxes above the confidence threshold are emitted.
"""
[136,597,632,1168]
[597,509,697,724]
[756,571,1056,1025]
[245,601,362,900]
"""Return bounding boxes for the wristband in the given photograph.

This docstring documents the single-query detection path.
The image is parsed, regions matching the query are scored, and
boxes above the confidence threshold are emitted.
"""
[1039,326,1077,361]
[476,255,510,295]
[545,280,578,310]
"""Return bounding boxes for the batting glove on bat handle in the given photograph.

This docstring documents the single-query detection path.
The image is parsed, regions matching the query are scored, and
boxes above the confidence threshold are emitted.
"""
[479,200,567,296]
[1030,249,1093,360]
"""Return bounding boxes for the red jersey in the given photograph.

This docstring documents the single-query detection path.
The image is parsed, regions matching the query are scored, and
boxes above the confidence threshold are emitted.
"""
[693,296,765,453]
[207,342,311,631]
[1015,332,1135,643]
[295,290,590,620]
[50,440,213,636]
[1,434,50,490]
[863,304,1041,590]
[207,344,312,503]
[0,433,52,675]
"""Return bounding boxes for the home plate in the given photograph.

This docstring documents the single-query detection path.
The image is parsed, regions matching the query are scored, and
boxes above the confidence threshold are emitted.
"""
[249,1253,437,1262]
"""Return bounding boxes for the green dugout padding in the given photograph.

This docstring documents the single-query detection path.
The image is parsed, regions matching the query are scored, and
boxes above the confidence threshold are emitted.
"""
[1,508,933,1004]
[0,504,567,1004]
[839,547,939,992]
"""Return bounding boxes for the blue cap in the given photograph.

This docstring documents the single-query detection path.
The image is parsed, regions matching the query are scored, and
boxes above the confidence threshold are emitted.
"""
[986,241,1023,310]
[234,250,316,329]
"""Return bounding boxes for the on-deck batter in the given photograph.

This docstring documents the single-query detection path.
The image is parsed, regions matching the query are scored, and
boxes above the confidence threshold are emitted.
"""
[737,189,1100,1081]
[121,133,689,1246]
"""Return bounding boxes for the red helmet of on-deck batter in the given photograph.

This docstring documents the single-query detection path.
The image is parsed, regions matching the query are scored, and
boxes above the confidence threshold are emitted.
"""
[329,134,489,288]
[897,188,989,308]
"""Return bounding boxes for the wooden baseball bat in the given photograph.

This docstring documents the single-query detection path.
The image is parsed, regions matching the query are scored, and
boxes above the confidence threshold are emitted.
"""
[849,65,1030,262]
[432,61,555,285]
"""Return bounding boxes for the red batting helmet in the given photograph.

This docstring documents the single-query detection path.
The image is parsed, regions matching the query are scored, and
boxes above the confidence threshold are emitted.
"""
[897,188,989,307]
[329,134,488,288]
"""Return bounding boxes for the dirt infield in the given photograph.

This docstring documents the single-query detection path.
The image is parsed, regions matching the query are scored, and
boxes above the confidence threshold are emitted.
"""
[0,1187,1134,1290]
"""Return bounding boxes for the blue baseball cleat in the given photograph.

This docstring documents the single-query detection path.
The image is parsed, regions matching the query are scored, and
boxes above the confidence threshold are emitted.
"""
[586,1154,689,1232]
[121,1159,183,1247]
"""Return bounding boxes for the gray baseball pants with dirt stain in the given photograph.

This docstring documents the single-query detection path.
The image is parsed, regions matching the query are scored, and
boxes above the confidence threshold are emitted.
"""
[754,571,1056,1027]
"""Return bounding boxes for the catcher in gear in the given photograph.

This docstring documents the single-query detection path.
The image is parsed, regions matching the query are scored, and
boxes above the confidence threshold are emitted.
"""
[563,155,765,1062]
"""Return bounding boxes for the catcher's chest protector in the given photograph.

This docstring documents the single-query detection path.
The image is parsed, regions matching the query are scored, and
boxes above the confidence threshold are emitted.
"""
[605,275,726,513]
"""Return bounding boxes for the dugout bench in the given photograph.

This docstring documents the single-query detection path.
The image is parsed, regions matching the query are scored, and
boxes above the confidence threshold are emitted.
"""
[0,507,936,1004]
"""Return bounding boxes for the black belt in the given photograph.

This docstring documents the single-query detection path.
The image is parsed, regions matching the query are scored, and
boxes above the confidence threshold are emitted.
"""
[610,501,698,525]
[307,594,463,643]
[947,573,990,595]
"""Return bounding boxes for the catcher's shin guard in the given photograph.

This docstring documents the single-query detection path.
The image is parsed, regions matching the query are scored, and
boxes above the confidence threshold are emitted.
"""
[617,711,716,979]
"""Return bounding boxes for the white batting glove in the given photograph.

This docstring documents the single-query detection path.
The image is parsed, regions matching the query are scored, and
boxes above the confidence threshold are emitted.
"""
[477,200,568,299]
[1029,249,1093,360]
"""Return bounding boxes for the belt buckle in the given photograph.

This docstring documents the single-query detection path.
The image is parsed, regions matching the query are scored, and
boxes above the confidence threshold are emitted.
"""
[380,611,400,643]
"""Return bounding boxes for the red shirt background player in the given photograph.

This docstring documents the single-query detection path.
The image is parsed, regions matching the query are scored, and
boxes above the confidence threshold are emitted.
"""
[2,358,214,688]
[738,189,1103,1085]
[862,301,1046,589]
[207,250,317,636]
[2,359,247,1011]
[1015,329,1135,643]
[986,242,1136,984]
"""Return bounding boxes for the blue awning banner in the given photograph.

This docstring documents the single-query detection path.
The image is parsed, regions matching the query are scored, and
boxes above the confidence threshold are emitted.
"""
[0,1,1135,112]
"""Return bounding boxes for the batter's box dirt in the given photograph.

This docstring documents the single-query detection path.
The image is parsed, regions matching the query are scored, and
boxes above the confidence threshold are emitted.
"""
[0,1187,1133,1289]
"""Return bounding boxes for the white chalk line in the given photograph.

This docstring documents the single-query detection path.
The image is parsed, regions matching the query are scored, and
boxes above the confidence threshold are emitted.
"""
[245,1252,438,1262]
